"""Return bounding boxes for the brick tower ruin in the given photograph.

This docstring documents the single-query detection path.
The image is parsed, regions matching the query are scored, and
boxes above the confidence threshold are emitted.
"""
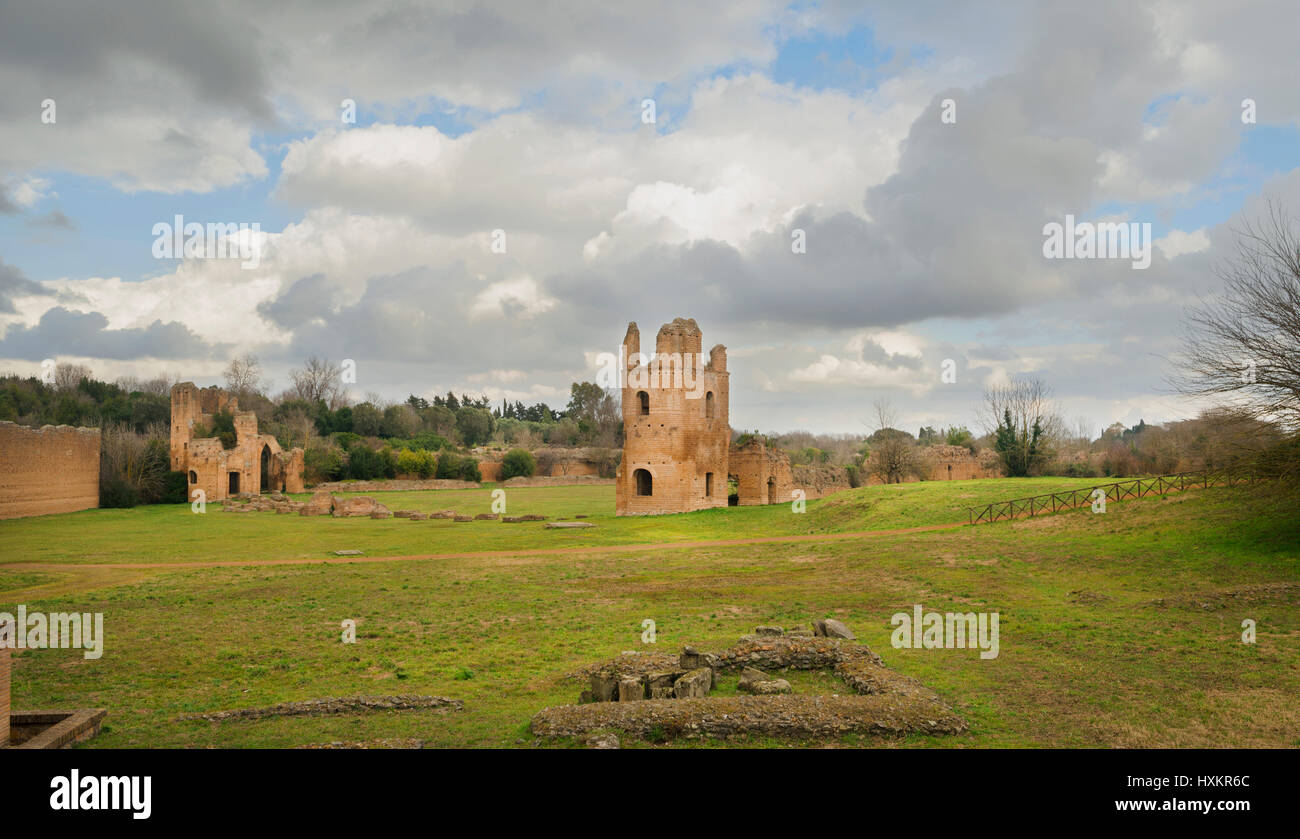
[170,382,305,503]
[616,318,731,515]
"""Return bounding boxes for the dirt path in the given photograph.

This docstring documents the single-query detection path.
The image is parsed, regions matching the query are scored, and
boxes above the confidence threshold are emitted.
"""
[4,522,968,575]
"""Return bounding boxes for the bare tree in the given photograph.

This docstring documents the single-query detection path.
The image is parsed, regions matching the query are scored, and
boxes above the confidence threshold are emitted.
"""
[289,356,342,405]
[223,354,267,401]
[1174,203,1300,433]
[865,397,917,484]
[52,362,93,392]
[982,377,1060,476]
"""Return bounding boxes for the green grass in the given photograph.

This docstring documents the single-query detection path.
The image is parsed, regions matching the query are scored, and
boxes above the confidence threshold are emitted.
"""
[1,477,1296,748]
[0,477,1106,567]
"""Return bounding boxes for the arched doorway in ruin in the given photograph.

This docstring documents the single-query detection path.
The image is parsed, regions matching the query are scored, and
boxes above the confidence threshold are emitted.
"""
[260,445,272,492]
[633,468,653,496]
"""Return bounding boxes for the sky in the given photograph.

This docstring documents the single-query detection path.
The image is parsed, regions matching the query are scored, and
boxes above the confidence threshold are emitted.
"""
[1,0,1299,437]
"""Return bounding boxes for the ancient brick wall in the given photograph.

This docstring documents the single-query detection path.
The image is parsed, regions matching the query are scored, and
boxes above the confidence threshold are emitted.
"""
[792,463,852,499]
[861,445,1002,485]
[0,422,101,520]
[617,319,730,515]
[730,438,796,506]
[171,383,305,501]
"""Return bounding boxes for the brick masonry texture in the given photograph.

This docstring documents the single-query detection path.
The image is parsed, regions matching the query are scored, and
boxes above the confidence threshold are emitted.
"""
[617,318,731,515]
[0,421,101,520]
[171,382,305,502]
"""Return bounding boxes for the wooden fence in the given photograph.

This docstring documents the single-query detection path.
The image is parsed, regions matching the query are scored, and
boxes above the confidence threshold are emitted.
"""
[966,470,1260,525]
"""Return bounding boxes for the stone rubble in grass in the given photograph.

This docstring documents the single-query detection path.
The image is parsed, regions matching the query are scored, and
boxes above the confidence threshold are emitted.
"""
[533,619,961,743]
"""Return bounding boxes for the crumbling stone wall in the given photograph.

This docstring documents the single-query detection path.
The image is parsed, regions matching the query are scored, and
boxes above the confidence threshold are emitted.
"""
[616,319,731,515]
[792,463,851,499]
[170,382,304,502]
[0,422,101,519]
[729,437,796,506]
[925,445,1001,481]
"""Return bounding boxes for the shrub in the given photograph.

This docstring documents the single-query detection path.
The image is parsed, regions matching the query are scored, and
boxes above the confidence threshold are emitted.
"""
[500,448,536,480]
[435,451,462,480]
[100,476,140,508]
[157,470,190,504]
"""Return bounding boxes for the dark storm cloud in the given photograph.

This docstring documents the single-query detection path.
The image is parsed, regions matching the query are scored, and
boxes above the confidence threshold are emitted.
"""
[0,0,274,122]
[0,306,223,360]
[0,258,48,314]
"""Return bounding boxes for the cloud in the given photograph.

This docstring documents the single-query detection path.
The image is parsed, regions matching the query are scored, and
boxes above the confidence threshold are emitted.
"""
[0,306,221,361]
[1155,228,1212,260]
[0,259,50,314]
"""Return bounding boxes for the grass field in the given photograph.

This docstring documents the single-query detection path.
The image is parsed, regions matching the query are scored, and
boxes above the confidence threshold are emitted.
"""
[2,477,1297,748]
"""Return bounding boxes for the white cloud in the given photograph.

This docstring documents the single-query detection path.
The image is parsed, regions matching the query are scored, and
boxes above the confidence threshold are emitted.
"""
[1155,227,1211,260]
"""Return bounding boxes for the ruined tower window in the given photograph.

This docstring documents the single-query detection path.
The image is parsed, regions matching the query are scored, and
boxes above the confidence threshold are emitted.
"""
[228,472,240,495]
[188,471,197,484]
[766,476,776,504]
[705,391,715,419]
[637,390,650,416]
[705,472,713,496]
[634,468,652,496]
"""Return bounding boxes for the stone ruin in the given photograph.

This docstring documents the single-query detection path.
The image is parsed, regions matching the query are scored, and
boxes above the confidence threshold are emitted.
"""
[171,382,305,503]
[221,489,559,524]
[532,620,966,745]
[613,317,861,516]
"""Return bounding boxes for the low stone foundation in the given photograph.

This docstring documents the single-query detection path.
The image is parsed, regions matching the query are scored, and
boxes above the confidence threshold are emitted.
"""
[5,709,107,749]
[531,693,965,741]
[536,623,964,744]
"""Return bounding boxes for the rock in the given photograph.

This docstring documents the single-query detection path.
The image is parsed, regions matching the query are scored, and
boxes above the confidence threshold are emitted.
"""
[679,646,718,671]
[755,625,784,636]
[737,666,769,691]
[584,732,620,749]
[748,678,792,695]
[474,513,499,520]
[301,490,336,516]
[431,510,458,519]
[647,672,680,699]
[739,665,792,695]
[674,668,713,699]
[501,515,524,523]
[544,521,595,529]
[453,515,474,522]
[392,510,414,518]
[590,673,620,702]
[408,512,428,521]
[331,550,364,556]
[369,510,392,519]
[617,676,645,702]
[822,618,855,640]
[521,514,547,521]
[333,496,389,517]
[812,619,827,637]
